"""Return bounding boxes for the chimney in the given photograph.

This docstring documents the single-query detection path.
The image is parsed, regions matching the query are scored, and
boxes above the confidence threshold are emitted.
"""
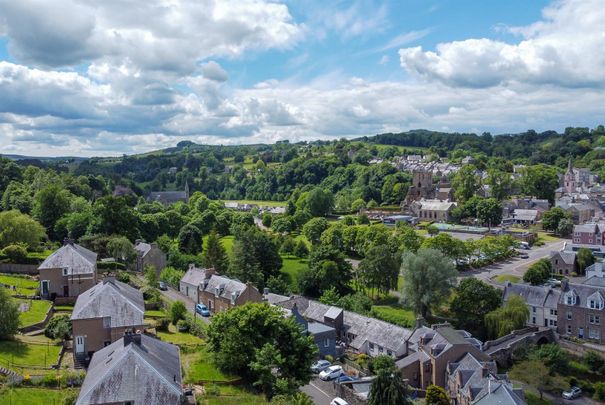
[63,238,74,246]
[263,287,270,296]
[103,276,116,285]
[124,330,142,346]
[189,263,195,270]
[482,363,490,378]
[415,317,426,329]
[135,239,142,245]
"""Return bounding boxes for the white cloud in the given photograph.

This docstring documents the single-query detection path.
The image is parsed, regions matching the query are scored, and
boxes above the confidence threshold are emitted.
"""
[399,0,605,88]
[201,61,228,82]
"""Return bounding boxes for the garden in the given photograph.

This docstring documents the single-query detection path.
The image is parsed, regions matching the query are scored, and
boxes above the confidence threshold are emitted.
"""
[0,336,62,376]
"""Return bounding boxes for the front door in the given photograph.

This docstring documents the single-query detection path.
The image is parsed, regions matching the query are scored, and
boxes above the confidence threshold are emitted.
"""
[75,336,85,353]
[579,327,584,339]
[63,285,69,297]
[41,280,49,297]
[208,299,213,311]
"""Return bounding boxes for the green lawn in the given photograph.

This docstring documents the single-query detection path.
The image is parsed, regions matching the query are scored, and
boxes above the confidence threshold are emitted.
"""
[370,305,416,328]
[156,323,204,346]
[18,299,52,327]
[182,346,238,383]
[536,232,560,243]
[202,235,235,258]
[0,388,79,405]
[0,274,38,296]
[145,309,167,318]
[280,255,308,292]
[0,338,62,375]
[493,274,521,284]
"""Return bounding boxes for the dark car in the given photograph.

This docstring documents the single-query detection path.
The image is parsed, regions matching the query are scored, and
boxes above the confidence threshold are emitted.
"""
[337,375,358,383]
[195,303,210,317]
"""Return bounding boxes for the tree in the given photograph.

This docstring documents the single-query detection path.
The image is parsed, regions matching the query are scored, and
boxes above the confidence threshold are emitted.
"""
[359,244,399,298]
[262,212,273,228]
[202,231,229,273]
[304,188,334,217]
[485,295,529,339]
[2,244,27,263]
[178,224,204,254]
[530,343,569,374]
[107,236,135,265]
[160,266,185,286]
[519,165,559,202]
[302,218,328,245]
[351,198,366,212]
[509,360,552,399]
[476,198,502,227]
[0,288,19,339]
[0,210,46,249]
[542,207,570,233]
[583,350,605,373]
[207,303,317,397]
[279,237,296,255]
[523,259,551,285]
[271,393,314,405]
[44,315,72,340]
[229,228,282,286]
[557,218,574,237]
[450,278,501,340]
[33,185,73,239]
[369,355,396,374]
[145,264,158,286]
[577,248,595,275]
[367,369,411,405]
[170,301,187,325]
[421,233,468,263]
[452,164,480,202]
[319,287,340,305]
[298,245,352,297]
[426,385,450,405]
[485,168,512,201]
[91,196,140,241]
[293,240,309,258]
[399,249,457,318]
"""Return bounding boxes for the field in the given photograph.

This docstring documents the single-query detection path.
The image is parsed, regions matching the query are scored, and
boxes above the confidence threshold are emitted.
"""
[156,323,204,346]
[0,337,62,375]
[182,346,237,383]
[0,274,38,296]
[370,305,416,328]
[493,274,521,284]
[280,255,308,292]
[17,299,52,328]
[0,388,79,405]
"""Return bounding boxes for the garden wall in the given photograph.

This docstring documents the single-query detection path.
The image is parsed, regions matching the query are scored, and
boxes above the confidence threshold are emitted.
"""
[560,338,605,358]
[20,305,54,334]
[0,263,39,275]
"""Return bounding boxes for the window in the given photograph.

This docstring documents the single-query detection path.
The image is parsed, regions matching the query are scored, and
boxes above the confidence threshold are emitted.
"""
[532,307,536,313]
[567,311,572,320]
[378,346,383,352]
[324,339,330,348]
[567,325,572,334]
[589,328,600,340]
[532,317,536,324]
[589,299,604,310]
[550,309,557,316]
[589,315,601,325]
[103,317,111,328]
[387,350,392,356]
[369,343,374,350]
[62,268,68,276]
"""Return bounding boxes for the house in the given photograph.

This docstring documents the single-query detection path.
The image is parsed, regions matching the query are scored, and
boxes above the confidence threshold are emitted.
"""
[38,240,98,301]
[557,280,605,343]
[147,181,190,205]
[397,323,486,390]
[411,199,457,222]
[198,274,262,313]
[555,198,598,224]
[291,304,337,358]
[76,333,182,405]
[134,240,167,275]
[71,278,145,364]
[586,262,605,279]
[503,282,560,328]
[278,297,415,359]
[510,209,540,225]
[549,250,577,276]
[572,223,605,245]
[447,352,525,405]
[179,265,215,302]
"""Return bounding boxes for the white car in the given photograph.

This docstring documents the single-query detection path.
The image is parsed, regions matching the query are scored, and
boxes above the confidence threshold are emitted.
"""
[562,387,582,400]
[330,398,349,405]
[319,365,343,381]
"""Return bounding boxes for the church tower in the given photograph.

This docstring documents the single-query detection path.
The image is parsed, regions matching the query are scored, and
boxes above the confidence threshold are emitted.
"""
[563,158,576,193]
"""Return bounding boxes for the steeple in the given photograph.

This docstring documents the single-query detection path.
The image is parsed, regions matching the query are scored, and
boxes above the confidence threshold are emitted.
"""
[567,158,573,174]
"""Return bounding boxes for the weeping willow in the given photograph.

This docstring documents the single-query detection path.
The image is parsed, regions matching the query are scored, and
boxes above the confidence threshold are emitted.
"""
[485,295,529,339]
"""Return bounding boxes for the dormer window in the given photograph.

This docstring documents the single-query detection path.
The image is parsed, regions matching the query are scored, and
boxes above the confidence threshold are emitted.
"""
[62,268,69,276]
[589,299,604,310]
[565,292,577,306]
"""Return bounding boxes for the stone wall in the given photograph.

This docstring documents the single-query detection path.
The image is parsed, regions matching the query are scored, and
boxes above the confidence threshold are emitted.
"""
[0,263,39,275]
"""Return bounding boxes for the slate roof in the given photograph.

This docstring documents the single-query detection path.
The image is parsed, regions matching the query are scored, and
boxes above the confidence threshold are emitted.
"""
[201,274,248,299]
[308,322,335,335]
[585,276,605,287]
[512,209,538,221]
[278,297,413,354]
[71,279,144,327]
[76,334,182,405]
[472,382,526,405]
[264,292,290,305]
[148,191,188,204]
[38,242,97,275]
[550,250,576,265]
[419,199,457,211]
[180,266,210,286]
[134,241,152,257]
[503,282,560,309]
[560,281,605,307]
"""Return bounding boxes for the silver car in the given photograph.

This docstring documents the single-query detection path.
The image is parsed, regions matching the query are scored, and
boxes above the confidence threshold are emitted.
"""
[562,387,581,400]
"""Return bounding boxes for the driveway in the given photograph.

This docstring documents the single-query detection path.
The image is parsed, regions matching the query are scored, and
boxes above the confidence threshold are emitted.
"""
[461,239,566,285]
[301,377,336,405]
[158,286,211,323]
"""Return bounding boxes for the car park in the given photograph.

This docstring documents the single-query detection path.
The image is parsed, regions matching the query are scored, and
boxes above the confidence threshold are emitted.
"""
[562,387,582,400]
[319,365,343,381]
[311,359,331,373]
[195,303,210,317]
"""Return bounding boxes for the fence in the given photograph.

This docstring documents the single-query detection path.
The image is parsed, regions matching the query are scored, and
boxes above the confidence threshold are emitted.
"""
[0,341,62,374]
[0,264,39,275]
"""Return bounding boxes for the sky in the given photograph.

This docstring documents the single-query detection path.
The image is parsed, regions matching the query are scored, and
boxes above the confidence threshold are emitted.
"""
[0,0,604,157]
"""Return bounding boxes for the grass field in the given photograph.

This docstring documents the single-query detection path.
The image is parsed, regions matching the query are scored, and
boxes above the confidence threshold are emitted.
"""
[0,338,62,375]
[370,305,416,328]
[493,274,521,284]
[156,323,204,346]
[145,309,166,318]
[0,388,79,405]
[0,274,38,296]
[202,235,235,258]
[182,346,237,383]
[18,299,52,327]
[280,255,308,292]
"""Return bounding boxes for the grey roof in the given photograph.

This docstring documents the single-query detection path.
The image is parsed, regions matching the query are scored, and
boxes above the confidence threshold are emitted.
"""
[180,267,210,286]
[134,241,152,257]
[38,243,97,275]
[419,199,456,211]
[472,382,526,405]
[308,322,336,335]
[148,191,188,204]
[278,297,413,354]
[201,274,248,299]
[585,276,605,287]
[560,281,605,307]
[512,209,538,221]
[574,223,601,233]
[503,283,560,310]
[77,334,182,405]
[264,292,290,305]
[71,279,144,327]
[550,250,576,265]
[325,306,343,320]
[415,325,485,359]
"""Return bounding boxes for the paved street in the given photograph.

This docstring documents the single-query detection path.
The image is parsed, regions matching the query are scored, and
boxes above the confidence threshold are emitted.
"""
[158,285,211,323]
[301,378,336,405]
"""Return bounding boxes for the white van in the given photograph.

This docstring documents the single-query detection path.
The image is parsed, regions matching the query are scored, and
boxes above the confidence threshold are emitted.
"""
[330,398,349,405]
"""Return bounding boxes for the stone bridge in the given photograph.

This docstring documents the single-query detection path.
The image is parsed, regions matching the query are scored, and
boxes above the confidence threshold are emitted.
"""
[483,326,556,366]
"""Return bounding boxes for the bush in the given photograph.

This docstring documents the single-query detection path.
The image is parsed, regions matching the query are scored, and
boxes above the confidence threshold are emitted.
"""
[63,391,79,405]
[160,266,184,287]
[177,319,190,332]
[583,350,605,373]
[116,271,130,283]
[170,301,187,325]
[530,344,569,373]
[185,313,206,338]
[97,261,126,271]
[142,287,161,304]
[1,244,28,263]
[594,382,605,401]
[45,315,72,340]
[156,317,170,332]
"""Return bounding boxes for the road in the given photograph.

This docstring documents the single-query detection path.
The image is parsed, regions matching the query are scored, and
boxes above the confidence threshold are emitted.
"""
[158,285,211,323]
[462,239,566,285]
[300,378,335,405]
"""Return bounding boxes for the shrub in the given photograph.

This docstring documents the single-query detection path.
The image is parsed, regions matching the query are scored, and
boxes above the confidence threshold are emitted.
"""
[96,261,126,271]
[177,319,190,332]
[1,244,28,263]
[142,287,161,304]
[45,315,72,340]
[324,355,334,363]
[583,350,605,373]
[594,382,605,401]
[156,317,170,332]
[368,355,396,374]
[530,344,569,373]
[170,301,187,325]
[185,313,206,338]
[62,391,79,405]
[116,271,130,283]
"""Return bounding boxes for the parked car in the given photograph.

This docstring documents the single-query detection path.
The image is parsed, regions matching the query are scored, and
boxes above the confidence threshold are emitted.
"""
[311,359,331,373]
[158,281,168,290]
[562,387,582,400]
[195,303,210,317]
[547,278,562,287]
[337,375,357,383]
[330,398,349,405]
[520,242,531,250]
[319,365,343,381]
[516,250,529,259]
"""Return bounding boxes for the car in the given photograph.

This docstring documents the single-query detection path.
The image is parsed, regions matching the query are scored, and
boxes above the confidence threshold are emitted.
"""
[337,375,358,383]
[330,398,349,405]
[547,278,562,287]
[319,365,343,381]
[562,387,582,400]
[195,303,210,317]
[158,281,168,290]
[519,242,531,250]
[311,359,331,373]
[516,250,529,259]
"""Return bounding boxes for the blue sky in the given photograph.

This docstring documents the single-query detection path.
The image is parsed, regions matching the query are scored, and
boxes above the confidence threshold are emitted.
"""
[0,0,602,156]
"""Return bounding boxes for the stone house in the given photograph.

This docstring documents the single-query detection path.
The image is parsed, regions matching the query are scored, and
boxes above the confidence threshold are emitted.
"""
[76,333,182,405]
[412,199,457,222]
[179,265,215,301]
[291,304,337,358]
[71,278,145,365]
[147,181,189,205]
[549,250,577,276]
[198,274,262,313]
[134,240,167,275]
[38,240,97,301]
[557,280,605,343]
[572,223,605,245]
[503,282,560,328]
